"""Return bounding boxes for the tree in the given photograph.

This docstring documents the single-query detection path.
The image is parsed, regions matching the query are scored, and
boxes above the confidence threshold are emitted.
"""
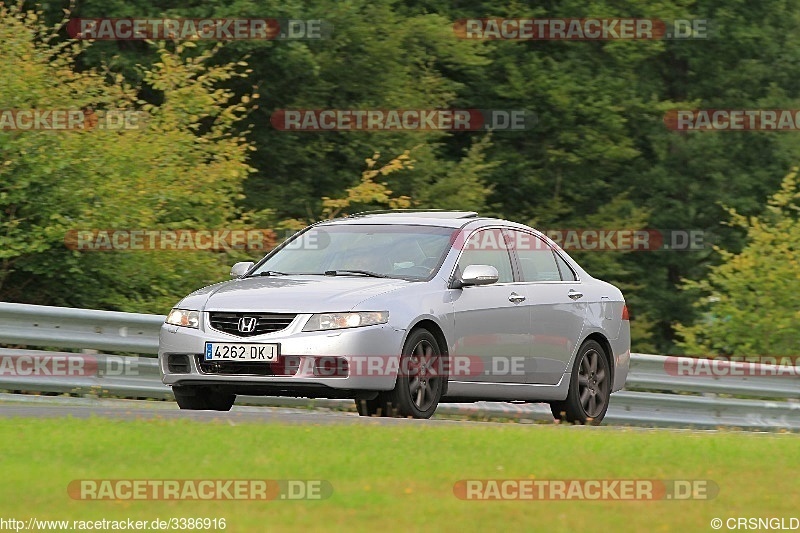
[0,5,254,313]
[274,150,414,230]
[676,169,800,356]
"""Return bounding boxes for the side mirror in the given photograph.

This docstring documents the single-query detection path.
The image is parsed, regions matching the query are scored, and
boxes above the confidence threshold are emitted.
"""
[230,261,254,278]
[458,264,499,287]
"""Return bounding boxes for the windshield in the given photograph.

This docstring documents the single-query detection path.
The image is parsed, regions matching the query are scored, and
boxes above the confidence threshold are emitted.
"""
[250,224,457,280]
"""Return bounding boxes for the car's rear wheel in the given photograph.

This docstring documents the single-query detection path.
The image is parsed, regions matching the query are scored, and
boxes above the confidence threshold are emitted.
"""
[550,340,610,425]
[173,386,236,411]
[355,329,445,419]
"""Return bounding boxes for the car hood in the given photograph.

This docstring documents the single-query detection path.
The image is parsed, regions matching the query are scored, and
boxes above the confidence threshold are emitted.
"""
[177,275,412,313]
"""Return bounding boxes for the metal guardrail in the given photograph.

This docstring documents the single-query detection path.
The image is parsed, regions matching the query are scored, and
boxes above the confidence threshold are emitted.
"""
[0,302,163,354]
[0,302,797,429]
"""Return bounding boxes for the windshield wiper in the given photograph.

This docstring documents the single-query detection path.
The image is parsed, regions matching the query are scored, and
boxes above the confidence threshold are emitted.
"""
[324,269,389,278]
[255,270,288,277]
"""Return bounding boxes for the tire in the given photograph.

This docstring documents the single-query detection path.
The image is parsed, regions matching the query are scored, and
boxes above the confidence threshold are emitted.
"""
[376,329,445,419]
[173,386,236,411]
[550,340,611,425]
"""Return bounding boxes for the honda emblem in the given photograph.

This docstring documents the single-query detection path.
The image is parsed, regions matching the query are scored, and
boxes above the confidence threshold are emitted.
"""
[238,316,257,333]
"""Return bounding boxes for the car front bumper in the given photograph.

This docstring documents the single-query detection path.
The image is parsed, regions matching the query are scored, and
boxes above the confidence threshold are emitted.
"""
[158,314,405,394]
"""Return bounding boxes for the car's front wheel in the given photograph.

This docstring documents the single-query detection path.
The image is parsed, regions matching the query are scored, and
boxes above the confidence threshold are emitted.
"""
[550,340,611,425]
[173,386,236,411]
[355,329,445,419]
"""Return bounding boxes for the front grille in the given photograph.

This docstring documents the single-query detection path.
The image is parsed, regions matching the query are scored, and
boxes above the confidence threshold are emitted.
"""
[208,312,297,337]
[196,355,300,376]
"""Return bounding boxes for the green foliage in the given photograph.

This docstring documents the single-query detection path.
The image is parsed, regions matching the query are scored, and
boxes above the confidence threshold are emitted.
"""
[0,5,254,313]
[277,150,415,229]
[413,135,495,213]
[676,169,800,356]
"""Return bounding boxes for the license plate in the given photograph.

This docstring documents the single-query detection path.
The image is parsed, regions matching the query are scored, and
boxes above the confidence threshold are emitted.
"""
[204,342,279,362]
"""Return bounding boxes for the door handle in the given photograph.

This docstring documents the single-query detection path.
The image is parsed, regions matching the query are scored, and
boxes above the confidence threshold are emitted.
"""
[568,289,583,300]
[509,292,526,303]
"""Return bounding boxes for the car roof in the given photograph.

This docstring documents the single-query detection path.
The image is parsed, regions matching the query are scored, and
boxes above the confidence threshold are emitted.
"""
[315,211,555,236]
[320,210,486,228]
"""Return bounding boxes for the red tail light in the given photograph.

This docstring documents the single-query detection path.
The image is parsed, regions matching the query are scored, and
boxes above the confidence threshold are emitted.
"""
[622,305,629,320]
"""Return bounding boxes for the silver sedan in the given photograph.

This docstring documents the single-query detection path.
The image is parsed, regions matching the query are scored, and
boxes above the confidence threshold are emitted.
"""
[158,211,630,423]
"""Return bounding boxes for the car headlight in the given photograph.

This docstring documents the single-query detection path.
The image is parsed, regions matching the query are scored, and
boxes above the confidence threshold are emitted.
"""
[166,309,200,328]
[303,311,388,332]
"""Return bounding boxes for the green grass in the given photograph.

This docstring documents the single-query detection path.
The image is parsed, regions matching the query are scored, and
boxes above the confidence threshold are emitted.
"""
[0,417,797,532]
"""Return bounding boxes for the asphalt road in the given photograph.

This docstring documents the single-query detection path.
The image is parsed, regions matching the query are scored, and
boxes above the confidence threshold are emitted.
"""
[0,394,744,435]
[0,394,515,426]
